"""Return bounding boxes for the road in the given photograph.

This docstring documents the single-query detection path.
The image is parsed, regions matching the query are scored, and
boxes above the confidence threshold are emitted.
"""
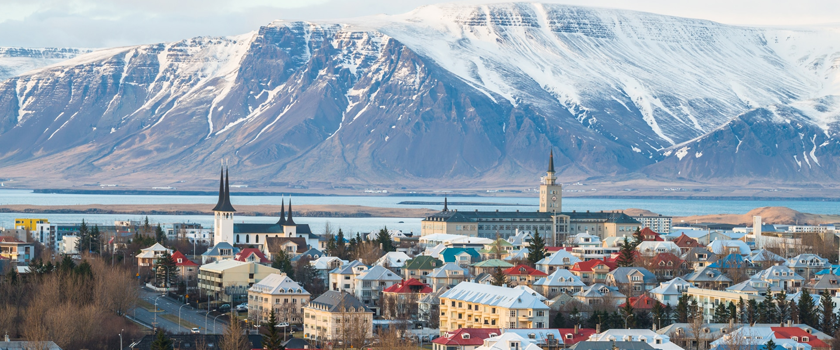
[133,288,230,335]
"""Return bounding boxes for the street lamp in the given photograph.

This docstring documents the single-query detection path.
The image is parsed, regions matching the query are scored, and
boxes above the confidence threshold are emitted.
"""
[119,329,123,350]
[214,313,227,334]
[205,294,214,331]
[179,303,189,332]
[154,296,162,328]
[624,314,633,329]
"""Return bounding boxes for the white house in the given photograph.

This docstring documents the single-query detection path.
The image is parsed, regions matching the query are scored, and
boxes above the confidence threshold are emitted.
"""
[649,277,692,306]
[588,330,684,350]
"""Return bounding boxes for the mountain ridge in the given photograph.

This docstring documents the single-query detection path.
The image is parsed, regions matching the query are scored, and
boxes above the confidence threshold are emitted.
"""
[1,2,840,188]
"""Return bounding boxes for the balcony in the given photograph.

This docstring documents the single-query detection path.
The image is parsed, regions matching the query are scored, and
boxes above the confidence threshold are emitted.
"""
[518,315,533,322]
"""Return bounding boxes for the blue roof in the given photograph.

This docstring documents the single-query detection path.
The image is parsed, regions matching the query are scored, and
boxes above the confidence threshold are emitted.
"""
[439,247,480,263]
[815,265,840,275]
[709,253,748,269]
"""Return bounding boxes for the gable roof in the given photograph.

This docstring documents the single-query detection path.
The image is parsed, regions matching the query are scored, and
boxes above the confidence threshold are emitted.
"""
[440,282,549,310]
[382,278,433,294]
[570,259,612,273]
[472,259,515,268]
[683,266,732,282]
[203,242,240,256]
[533,269,586,288]
[248,273,309,295]
[265,237,308,254]
[640,227,664,241]
[440,247,481,263]
[608,267,657,284]
[308,290,371,313]
[503,264,548,276]
[429,262,470,278]
[619,294,662,310]
[556,328,598,346]
[171,251,199,267]
[356,265,401,281]
[673,233,702,248]
[536,249,582,266]
[770,327,830,348]
[404,256,444,270]
[650,277,691,295]
[330,260,367,275]
[234,248,270,263]
[652,252,684,267]
[433,328,502,346]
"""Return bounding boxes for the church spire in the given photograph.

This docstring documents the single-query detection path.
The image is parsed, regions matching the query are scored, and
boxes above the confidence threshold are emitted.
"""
[277,198,286,225]
[548,149,555,174]
[286,199,295,226]
[212,167,225,211]
[215,167,236,212]
[443,197,448,212]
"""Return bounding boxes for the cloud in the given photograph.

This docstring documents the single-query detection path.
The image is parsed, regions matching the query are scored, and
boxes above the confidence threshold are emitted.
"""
[1,0,839,48]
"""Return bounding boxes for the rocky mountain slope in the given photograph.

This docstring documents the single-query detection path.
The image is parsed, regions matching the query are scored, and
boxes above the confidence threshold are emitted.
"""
[0,47,92,82]
[1,3,839,188]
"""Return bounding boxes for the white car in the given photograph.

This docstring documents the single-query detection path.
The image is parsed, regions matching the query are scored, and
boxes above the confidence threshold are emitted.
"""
[235,303,248,311]
[191,328,200,334]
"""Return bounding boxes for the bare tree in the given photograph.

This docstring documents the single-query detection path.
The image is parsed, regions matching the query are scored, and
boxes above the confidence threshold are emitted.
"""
[353,241,384,265]
[219,313,249,350]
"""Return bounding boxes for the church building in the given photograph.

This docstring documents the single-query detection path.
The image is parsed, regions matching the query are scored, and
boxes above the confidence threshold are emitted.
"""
[420,151,641,246]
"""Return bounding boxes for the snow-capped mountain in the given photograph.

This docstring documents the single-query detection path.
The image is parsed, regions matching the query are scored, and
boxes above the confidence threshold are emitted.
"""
[1,3,840,188]
[0,47,92,82]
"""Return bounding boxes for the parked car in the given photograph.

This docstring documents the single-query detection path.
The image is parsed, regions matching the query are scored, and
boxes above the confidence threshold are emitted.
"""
[236,303,248,311]
[191,328,200,334]
[217,304,231,312]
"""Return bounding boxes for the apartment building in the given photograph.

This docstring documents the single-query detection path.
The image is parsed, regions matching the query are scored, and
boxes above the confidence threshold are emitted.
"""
[684,287,762,322]
[247,273,310,323]
[438,282,550,333]
[198,260,282,304]
[303,291,373,341]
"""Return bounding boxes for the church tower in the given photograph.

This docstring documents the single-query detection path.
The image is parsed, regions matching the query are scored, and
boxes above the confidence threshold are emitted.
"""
[212,168,236,245]
[539,150,562,213]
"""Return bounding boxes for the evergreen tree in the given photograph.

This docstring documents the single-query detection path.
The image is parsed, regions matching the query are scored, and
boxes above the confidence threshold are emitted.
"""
[789,300,800,325]
[765,339,777,350]
[271,250,295,280]
[151,330,173,350]
[663,304,674,326]
[155,224,165,244]
[728,301,738,322]
[585,310,599,329]
[632,227,643,248]
[570,306,581,326]
[75,219,89,253]
[335,229,348,259]
[262,309,284,350]
[738,297,747,324]
[747,299,759,325]
[820,291,836,334]
[616,236,636,267]
[714,302,728,323]
[155,251,177,288]
[325,234,337,256]
[526,229,547,267]
[90,225,101,253]
[690,298,700,320]
[677,294,690,323]
[376,227,395,252]
[491,267,507,286]
[776,290,789,322]
[144,216,151,236]
[553,312,567,328]
[609,311,623,330]
[621,298,636,328]
[652,300,665,329]
[76,260,93,278]
[5,268,18,285]
[761,287,778,323]
[799,288,817,327]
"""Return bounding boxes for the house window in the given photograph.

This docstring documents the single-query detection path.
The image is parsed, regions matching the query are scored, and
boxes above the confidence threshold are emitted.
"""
[510,310,516,317]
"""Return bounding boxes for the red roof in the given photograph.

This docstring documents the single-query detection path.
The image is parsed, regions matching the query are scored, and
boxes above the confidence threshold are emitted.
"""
[673,233,702,248]
[545,247,563,253]
[640,227,664,241]
[382,278,433,294]
[0,237,23,243]
[503,264,548,276]
[771,327,830,348]
[171,251,199,267]
[556,328,598,345]
[571,259,614,272]
[619,294,662,310]
[234,248,269,263]
[433,328,501,346]
[652,253,685,267]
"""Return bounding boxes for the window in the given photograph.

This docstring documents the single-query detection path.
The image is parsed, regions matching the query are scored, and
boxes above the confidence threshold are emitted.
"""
[510,310,516,317]
[537,311,544,317]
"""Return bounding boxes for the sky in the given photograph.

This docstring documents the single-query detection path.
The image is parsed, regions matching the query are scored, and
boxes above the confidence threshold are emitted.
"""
[1,0,839,48]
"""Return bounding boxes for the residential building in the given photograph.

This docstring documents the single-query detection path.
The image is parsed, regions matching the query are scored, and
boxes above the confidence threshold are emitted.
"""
[649,277,691,306]
[429,262,471,292]
[668,229,732,246]
[136,243,173,268]
[419,286,450,326]
[171,251,199,284]
[574,283,626,307]
[536,249,582,274]
[570,259,614,284]
[503,264,548,288]
[571,246,620,262]
[606,267,658,296]
[657,323,737,350]
[440,247,482,268]
[569,341,656,350]
[311,256,346,285]
[707,240,750,256]
[618,294,662,312]
[354,265,401,313]
[474,332,543,350]
[672,234,702,254]
[302,291,373,341]
[569,233,602,247]
[432,328,502,350]
[748,249,786,268]
[403,255,444,283]
[710,326,820,350]
[263,237,308,260]
[197,260,282,304]
[381,278,433,319]
[684,287,762,322]
[479,239,515,260]
[375,251,412,274]
[634,215,673,234]
[14,218,52,246]
[502,329,564,350]
[587,329,684,350]
[247,273,309,323]
[753,266,805,291]
[533,269,586,298]
[681,248,714,269]
[58,235,79,255]
[806,273,840,296]
[201,242,239,264]
[0,340,61,350]
[472,259,514,276]
[328,260,367,293]
[726,278,775,295]
[787,254,829,280]
[636,241,681,257]
[556,327,598,347]
[438,282,550,333]
[234,248,270,264]
[683,266,733,290]
[0,237,35,264]
[167,223,212,245]
[646,253,688,281]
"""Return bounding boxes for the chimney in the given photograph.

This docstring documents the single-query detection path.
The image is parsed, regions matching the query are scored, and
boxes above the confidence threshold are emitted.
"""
[787,320,792,327]
[574,324,579,334]
[596,323,601,334]
[729,318,734,329]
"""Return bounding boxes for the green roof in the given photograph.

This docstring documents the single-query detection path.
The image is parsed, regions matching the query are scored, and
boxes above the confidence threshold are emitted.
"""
[471,259,514,268]
[403,256,443,270]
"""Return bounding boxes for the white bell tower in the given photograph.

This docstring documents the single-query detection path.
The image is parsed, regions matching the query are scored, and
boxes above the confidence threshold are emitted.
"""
[212,168,236,245]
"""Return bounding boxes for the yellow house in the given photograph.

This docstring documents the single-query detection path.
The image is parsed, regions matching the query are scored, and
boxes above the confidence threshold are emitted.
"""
[14,218,48,232]
[247,273,310,324]
[303,290,373,344]
[198,260,282,304]
[438,282,550,333]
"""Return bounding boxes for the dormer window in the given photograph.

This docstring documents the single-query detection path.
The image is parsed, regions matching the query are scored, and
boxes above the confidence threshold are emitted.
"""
[803,337,809,342]
[462,334,470,339]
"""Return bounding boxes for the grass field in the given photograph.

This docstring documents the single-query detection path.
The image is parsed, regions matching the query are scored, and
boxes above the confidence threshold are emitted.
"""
[137,300,163,313]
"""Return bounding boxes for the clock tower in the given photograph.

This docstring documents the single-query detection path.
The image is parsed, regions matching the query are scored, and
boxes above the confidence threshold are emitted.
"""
[539,150,562,213]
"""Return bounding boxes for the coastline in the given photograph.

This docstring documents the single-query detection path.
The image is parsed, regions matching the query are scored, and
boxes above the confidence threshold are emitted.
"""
[0,204,438,218]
